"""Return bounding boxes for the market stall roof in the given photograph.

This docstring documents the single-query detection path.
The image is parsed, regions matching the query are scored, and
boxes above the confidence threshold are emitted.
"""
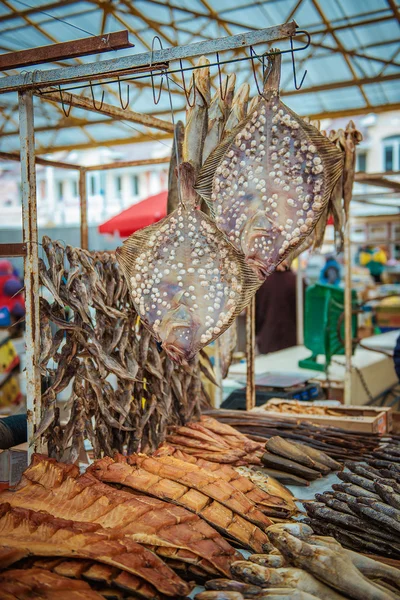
[98,190,167,237]
[0,0,399,155]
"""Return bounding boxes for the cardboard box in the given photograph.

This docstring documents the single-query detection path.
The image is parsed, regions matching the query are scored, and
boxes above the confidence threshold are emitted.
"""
[252,399,393,434]
[0,442,27,490]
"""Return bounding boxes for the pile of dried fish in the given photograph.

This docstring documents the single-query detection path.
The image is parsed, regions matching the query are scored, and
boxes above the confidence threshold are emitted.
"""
[38,236,215,461]
[194,522,400,600]
[260,401,347,417]
[304,456,400,559]
[165,416,340,486]
[205,410,381,461]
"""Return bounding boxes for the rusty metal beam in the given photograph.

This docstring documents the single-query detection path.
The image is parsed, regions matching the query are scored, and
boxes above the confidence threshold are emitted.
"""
[18,90,41,456]
[35,132,173,154]
[85,156,170,171]
[283,72,400,96]
[0,31,133,71]
[0,150,80,170]
[0,243,26,257]
[0,21,296,92]
[36,88,174,132]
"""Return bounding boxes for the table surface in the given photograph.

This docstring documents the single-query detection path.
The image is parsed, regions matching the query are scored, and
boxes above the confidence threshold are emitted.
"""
[227,333,398,405]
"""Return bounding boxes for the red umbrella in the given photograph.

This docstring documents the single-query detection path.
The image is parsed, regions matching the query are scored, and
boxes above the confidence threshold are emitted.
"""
[98,190,168,237]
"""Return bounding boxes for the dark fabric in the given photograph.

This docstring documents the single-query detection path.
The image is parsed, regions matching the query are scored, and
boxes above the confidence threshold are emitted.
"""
[255,269,298,354]
[394,334,400,382]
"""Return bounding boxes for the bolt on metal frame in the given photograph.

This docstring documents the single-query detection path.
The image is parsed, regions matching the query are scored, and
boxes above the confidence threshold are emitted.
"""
[0,21,298,452]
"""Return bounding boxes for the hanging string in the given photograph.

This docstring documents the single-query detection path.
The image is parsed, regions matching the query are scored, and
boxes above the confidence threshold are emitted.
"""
[12,0,96,37]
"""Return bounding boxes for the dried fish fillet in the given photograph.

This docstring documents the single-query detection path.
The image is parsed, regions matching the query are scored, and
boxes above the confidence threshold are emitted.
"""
[117,162,260,363]
[196,52,343,279]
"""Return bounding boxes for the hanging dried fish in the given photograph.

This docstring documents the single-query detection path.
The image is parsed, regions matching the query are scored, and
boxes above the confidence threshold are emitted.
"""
[182,56,210,173]
[117,162,260,364]
[167,120,185,214]
[196,52,343,280]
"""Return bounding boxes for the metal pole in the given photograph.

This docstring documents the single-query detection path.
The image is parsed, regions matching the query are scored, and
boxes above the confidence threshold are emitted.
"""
[19,90,41,456]
[79,168,88,250]
[296,259,304,345]
[246,296,256,410]
[344,210,352,406]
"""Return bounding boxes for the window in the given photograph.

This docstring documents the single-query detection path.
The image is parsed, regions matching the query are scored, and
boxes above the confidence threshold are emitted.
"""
[57,180,63,201]
[72,179,78,196]
[383,136,400,172]
[356,152,367,172]
[115,175,122,195]
[131,174,139,196]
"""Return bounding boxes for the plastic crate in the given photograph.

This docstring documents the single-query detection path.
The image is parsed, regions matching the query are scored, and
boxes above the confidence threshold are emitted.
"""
[299,283,358,372]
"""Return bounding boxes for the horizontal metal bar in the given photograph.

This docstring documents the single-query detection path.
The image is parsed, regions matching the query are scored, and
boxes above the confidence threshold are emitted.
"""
[85,156,170,171]
[0,21,297,93]
[0,30,133,71]
[36,88,174,133]
[0,243,26,257]
[0,150,80,170]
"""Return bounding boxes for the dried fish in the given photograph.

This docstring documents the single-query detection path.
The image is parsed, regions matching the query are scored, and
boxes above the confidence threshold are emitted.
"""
[196,52,343,279]
[265,437,317,469]
[167,120,185,214]
[205,579,262,595]
[183,56,210,173]
[117,162,260,364]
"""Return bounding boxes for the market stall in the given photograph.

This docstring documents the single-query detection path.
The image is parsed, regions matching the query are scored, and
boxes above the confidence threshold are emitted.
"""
[0,1,400,598]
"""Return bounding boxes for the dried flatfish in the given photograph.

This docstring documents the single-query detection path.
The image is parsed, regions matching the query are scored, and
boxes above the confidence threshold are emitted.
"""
[117,162,260,364]
[196,52,343,279]
[183,56,210,173]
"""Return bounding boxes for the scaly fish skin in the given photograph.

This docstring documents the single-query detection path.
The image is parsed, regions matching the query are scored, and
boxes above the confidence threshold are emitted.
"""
[117,163,259,364]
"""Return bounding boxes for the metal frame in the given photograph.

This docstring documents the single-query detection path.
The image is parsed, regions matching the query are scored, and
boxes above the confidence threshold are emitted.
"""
[0,22,298,450]
[1,1,399,153]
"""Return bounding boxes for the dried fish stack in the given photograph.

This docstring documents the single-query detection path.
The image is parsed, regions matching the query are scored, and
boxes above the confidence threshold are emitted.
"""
[305,453,400,559]
[38,237,215,460]
[193,522,400,599]
[205,409,381,461]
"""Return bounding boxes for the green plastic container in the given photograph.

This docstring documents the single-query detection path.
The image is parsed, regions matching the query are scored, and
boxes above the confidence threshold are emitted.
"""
[299,283,358,372]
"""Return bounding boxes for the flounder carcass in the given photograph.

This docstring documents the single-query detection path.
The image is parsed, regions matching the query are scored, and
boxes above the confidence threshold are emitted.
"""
[117,163,260,364]
[196,52,343,280]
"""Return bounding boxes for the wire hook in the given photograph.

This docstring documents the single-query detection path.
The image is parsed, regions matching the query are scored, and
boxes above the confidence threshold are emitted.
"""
[290,30,310,90]
[216,52,230,101]
[150,35,164,105]
[249,46,266,98]
[58,85,72,117]
[179,59,196,108]
[89,80,105,111]
[117,77,130,110]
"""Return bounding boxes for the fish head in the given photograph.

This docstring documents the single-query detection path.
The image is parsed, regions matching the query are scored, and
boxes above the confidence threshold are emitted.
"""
[240,211,282,280]
[157,301,201,364]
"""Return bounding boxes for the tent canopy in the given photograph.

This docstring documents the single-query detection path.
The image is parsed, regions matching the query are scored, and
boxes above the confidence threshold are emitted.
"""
[99,190,167,237]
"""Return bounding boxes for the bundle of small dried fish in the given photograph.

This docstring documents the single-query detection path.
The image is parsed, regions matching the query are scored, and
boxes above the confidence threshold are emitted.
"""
[205,410,381,461]
[89,453,273,553]
[117,162,260,365]
[196,522,400,600]
[196,52,343,280]
[38,236,216,460]
[261,401,346,417]
[304,456,400,558]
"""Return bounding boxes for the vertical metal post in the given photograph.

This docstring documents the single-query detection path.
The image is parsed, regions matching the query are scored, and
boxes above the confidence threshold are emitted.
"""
[296,259,304,346]
[246,296,256,410]
[344,211,352,406]
[19,90,41,456]
[79,167,88,249]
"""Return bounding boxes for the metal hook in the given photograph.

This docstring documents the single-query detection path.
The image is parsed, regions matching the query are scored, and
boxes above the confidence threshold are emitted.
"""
[179,59,196,108]
[117,77,130,110]
[290,30,310,90]
[89,80,105,111]
[216,52,230,100]
[150,35,164,105]
[249,46,265,98]
[58,85,72,117]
